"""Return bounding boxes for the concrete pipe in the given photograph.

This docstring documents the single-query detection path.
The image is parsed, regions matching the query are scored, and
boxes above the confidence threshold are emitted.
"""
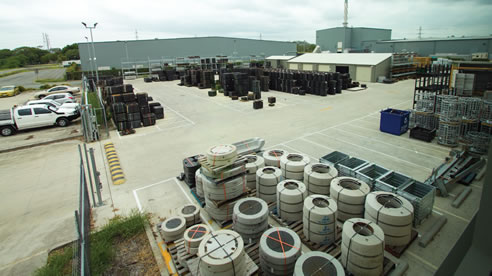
[206,144,238,167]
[277,180,307,221]
[195,169,204,198]
[244,155,265,189]
[303,195,337,224]
[331,177,370,222]
[341,218,385,276]
[304,163,338,195]
[198,230,246,275]
[233,197,269,225]
[365,191,414,246]
[293,251,344,276]
[256,166,282,203]
[263,149,289,168]
[202,174,247,201]
[161,216,186,242]
[183,224,210,255]
[204,198,236,221]
[260,227,301,271]
[178,204,201,227]
[280,153,310,180]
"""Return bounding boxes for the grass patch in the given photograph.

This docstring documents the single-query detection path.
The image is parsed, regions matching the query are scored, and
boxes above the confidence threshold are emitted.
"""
[34,246,73,276]
[86,92,106,124]
[90,211,147,275]
[36,78,66,83]
[34,211,148,276]
[0,69,31,78]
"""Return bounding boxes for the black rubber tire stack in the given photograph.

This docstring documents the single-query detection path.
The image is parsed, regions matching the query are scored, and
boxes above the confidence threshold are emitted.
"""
[183,155,202,187]
[253,100,263,109]
[144,77,152,83]
[208,90,217,97]
[268,97,276,104]
[153,106,164,119]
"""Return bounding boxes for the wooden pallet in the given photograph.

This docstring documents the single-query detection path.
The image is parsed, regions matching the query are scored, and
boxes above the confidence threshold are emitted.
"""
[167,239,192,275]
[385,229,419,258]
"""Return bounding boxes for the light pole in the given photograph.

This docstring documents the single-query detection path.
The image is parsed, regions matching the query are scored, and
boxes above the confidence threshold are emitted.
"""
[82,22,99,82]
[85,36,94,77]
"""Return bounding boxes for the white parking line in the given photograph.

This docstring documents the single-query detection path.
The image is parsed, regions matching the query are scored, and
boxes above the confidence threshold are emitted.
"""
[329,127,443,161]
[280,144,319,161]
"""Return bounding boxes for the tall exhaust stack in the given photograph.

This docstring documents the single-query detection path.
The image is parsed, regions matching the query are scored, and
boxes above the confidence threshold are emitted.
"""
[343,0,348,27]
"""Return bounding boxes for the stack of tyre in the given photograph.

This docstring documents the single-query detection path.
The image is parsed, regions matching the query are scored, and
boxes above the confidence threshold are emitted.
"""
[341,218,385,276]
[330,177,371,222]
[256,166,282,203]
[277,180,307,221]
[260,227,302,276]
[280,153,310,180]
[232,198,269,243]
[244,155,265,190]
[303,163,338,195]
[303,195,338,245]
[365,191,414,246]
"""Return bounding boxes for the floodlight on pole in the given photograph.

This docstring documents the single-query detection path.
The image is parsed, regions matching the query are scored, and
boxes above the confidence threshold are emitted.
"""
[82,22,99,82]
[85,37,94,77]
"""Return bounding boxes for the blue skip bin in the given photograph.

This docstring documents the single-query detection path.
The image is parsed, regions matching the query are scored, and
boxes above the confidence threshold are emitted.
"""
[380,108,410,135]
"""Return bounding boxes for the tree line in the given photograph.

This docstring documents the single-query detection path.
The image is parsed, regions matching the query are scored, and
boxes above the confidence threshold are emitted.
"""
[0,44,80,69]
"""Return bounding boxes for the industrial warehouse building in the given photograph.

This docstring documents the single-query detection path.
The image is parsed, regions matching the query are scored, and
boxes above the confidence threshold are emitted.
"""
[265,55,295,69]
[316,26,392,53]
[286,53,392,82]
[78,36,296,71]
[361,36,492,57]
[316,26,492,57]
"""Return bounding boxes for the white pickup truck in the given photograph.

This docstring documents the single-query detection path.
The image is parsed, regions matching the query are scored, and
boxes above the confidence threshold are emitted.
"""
[0,104,80,136]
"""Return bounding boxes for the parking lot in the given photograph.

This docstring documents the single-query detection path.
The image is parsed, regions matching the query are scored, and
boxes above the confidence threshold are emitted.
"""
[0,68,81,89]
[0,78,484,275]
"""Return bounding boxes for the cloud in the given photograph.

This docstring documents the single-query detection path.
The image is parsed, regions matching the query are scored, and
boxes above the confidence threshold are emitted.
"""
[0,0,490,49]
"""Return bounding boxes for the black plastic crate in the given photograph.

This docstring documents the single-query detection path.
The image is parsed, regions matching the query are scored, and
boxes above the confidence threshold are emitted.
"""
[410,127,436,142]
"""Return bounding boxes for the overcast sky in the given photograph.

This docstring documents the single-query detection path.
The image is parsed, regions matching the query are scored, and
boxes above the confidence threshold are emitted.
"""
[1,0,491,50]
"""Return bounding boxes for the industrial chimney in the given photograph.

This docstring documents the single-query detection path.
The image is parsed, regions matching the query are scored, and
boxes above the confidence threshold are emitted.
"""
[343,0,348,27]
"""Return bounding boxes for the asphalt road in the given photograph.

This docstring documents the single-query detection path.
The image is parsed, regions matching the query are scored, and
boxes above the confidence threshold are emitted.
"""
[0,68,80,89]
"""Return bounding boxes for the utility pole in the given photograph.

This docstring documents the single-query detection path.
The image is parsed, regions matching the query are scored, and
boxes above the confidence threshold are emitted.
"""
[82,22,99,82]
[418,26,422,39]
[135,29,139,40]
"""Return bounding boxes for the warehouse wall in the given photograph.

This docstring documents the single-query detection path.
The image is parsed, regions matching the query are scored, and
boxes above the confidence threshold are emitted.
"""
[372,58,391,81]
[316,27,391,52]
[361,38,492,56]
[351,28,391,51]
[316,28,350,53]
[79,37,296,71]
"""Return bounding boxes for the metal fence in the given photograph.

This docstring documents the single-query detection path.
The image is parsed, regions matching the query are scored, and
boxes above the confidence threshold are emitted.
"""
[80,77,109,142]
[73,144,104,276]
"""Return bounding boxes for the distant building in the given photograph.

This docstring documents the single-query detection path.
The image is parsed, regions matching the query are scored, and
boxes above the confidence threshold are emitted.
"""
[78,36,296,71]
[265,55,295,69]
[316,27,392,53]
[287,53,392,82]
[62,60,81,67]
[361,36,492,57]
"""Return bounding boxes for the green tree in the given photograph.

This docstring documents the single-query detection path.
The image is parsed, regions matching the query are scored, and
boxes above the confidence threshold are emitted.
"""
[64,49,79,60]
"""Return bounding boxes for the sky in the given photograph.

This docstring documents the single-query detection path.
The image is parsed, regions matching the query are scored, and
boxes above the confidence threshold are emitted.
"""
[0,0,491,50]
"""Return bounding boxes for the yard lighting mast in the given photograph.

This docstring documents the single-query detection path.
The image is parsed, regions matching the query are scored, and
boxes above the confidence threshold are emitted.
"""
[82,22,99,82]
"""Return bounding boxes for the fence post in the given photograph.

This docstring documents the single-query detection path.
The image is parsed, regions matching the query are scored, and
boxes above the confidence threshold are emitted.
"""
[89,147,104,206]
[83,144,97,207]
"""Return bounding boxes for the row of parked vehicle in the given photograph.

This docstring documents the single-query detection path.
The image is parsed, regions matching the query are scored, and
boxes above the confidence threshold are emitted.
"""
[0,86,81,136]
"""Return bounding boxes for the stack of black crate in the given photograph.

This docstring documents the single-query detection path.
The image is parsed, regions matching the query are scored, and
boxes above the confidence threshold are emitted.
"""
[136,93,155,127]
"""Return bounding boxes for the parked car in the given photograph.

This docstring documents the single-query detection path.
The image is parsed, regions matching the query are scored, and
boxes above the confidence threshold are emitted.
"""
[26,99,80,113]
[39,93,77,104]
[0,104,80,136]
[34,85,80,99]
[0,85,19,97]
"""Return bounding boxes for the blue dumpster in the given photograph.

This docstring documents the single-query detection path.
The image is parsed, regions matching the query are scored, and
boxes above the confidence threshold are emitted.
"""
[380,108,410,135]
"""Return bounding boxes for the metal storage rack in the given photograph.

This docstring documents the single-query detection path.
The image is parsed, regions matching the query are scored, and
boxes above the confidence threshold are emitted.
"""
[335,157,368,177]
[397,180,436,226]
[355,163,391,189]
[375,171,414,193]
[390,53,417,81]
[319,151,349,167]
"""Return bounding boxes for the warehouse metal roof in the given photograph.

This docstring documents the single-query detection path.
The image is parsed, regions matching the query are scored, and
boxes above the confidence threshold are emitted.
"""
[288,53,392,66]
[266,55,296,60]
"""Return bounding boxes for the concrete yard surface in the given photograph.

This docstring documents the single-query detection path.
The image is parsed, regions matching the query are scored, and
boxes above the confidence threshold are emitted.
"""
[0,78,484,275]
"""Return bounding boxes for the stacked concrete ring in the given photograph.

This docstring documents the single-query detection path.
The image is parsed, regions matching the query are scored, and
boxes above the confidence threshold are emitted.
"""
[331,177,371,222]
